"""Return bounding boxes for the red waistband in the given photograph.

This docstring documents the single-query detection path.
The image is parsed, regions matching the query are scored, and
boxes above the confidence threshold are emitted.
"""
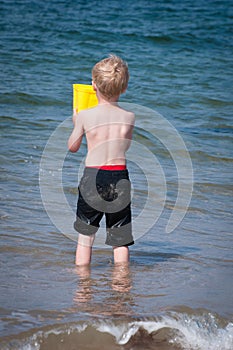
[87,165,127,171]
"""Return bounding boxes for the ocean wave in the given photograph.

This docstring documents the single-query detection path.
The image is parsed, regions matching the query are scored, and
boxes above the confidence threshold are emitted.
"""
[110,313,233,349]
[0,92,66,107]
[1,312,232,350]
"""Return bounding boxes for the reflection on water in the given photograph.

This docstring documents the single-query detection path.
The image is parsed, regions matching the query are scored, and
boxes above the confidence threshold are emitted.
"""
[111,263,132,293]
[73,263,133,316]
[74,265,92,304]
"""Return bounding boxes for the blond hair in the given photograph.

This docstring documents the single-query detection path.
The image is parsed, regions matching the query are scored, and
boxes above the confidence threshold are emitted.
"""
[92,55,129,100]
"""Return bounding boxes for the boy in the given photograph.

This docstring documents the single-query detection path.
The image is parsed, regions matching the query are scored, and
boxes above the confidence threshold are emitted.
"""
[68,55,135,266]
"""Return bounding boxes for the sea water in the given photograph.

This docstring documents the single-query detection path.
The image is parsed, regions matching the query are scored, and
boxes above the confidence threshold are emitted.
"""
[0,0,233,349]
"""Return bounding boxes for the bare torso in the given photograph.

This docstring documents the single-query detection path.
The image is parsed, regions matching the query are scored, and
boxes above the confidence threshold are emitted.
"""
[82,104,135,166]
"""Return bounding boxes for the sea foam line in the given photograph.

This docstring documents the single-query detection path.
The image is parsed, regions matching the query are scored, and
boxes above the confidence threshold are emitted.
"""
[1,313,232,350]
[97,313,233,350]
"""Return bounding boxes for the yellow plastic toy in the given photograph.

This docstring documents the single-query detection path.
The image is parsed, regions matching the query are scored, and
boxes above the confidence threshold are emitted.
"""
[73,84,98,112]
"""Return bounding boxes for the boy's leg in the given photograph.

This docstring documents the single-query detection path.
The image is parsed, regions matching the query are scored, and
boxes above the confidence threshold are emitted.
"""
[113,246,129,264]
[75,233,95,266]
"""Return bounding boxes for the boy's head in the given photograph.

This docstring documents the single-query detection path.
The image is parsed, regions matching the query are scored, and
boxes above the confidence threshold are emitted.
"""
[92,55,129,100]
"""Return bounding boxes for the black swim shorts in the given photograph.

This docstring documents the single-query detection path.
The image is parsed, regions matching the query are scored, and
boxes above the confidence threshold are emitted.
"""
[74,167,134,246]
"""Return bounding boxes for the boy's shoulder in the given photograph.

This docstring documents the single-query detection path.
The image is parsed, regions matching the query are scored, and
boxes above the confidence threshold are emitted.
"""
[80,104,134,116]
[121,108,135,125]
[115,105,135,119]
[78,104,135,128]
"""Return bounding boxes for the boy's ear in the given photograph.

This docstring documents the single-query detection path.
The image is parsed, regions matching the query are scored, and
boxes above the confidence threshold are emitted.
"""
[92,80,97,91]
[121,83,128,94]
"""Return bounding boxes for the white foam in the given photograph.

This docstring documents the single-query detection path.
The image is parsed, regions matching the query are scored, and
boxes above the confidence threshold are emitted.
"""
[2,313,233,350]
[1,324,88,350]
[97,313,233,350]
[168,313,233,350]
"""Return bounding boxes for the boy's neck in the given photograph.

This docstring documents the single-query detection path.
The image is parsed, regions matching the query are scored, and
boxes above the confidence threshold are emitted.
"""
[96,90,119,105]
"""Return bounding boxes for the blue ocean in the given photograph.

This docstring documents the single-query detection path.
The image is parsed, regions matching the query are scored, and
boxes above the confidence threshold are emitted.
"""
[0,0,233,349]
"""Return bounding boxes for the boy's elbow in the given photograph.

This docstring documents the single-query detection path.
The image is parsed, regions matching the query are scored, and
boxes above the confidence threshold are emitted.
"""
[68,145,77,153]
[68,129,83,153]
[68,140,79,153]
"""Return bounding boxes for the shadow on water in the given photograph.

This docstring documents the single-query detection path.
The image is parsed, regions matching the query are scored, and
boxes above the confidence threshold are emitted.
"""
[130,237,201,267]
[131,251,182,266]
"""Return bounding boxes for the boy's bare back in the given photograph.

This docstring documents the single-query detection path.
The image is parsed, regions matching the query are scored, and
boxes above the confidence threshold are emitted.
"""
[69,103,135,167]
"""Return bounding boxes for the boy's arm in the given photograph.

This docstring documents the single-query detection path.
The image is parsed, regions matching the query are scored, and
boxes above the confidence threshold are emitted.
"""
[68,112,84,153]
[72,108,78,125]
[125,113,135,150]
